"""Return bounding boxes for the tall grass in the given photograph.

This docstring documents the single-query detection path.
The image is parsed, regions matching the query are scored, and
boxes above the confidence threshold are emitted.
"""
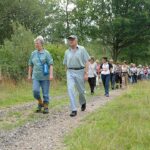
[65,81,150,150]
[0,79,67,108]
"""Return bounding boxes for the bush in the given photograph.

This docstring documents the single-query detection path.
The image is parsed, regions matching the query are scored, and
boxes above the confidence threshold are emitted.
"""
[45,44,67,80]
[0,23,34,81]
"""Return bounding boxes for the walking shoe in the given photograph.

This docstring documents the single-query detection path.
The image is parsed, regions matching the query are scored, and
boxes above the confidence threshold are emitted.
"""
[91,92,94,95]
[36,104,43,113]
[43,102,49,114]
[81,103,86,111]
[105,94,109,97]
[70,111,77,117]
[43,108,49,114]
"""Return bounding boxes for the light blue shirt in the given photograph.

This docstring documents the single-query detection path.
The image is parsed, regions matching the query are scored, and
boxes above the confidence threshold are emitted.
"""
[28,49,53,80]
[63,45,90,68]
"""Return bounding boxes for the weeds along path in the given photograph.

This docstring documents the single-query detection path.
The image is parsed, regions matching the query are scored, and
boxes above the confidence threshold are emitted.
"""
[0,90,124,150]
[0,95,68,118]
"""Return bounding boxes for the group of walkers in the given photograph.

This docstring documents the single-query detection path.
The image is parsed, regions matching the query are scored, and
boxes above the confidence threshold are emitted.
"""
[88,58,150,97]
[28,35,148,117]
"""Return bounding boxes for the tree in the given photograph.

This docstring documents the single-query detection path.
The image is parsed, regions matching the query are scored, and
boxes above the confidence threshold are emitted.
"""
[0,23,34,81]
[0,0,47,44]
[90,0,150,61]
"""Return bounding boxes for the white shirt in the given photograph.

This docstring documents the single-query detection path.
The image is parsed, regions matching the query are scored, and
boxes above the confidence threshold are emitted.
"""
[140,68,144,75]
[122,65,128,73]
[88,62,97,78]
[130,67,137,74]
[101,63,110,75]
[111,64,116,73]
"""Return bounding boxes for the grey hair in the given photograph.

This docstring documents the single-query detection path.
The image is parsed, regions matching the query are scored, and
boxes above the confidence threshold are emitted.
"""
[34,36,44,45]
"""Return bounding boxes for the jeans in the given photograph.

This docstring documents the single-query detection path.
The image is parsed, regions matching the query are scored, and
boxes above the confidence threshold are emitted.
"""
[67,69,86,111]
[32,80,50,104]
[132,74,137,83]
[101,74,110,95]
[110,73,116,89]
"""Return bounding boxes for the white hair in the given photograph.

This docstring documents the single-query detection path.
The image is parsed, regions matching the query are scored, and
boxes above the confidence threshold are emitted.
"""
[34,36,44,45]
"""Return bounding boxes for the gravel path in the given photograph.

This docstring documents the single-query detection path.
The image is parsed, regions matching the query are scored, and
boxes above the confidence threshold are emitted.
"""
[0,95,67,118]
[0,90,123,150]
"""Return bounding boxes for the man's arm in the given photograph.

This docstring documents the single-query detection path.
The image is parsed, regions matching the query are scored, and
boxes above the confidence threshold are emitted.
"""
[84,61,89,80]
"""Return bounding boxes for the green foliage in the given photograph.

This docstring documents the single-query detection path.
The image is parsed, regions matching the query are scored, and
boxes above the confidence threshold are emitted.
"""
[0,0,47,44]
[90,0,150,61]
[44,0,150,61]
[45,44,67,80]
[0,23,34,81]
[119,43,150,64]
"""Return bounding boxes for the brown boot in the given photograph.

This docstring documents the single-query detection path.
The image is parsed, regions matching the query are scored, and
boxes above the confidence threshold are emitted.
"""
[43,103,49,114]
[36,99,43,113]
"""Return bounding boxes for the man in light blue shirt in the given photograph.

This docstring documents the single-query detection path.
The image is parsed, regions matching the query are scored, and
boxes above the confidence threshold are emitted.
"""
[63,35,90,117]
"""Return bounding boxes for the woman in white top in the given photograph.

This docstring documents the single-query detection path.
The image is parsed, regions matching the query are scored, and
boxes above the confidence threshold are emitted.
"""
[88,56,97,94]
[100,57,112,97]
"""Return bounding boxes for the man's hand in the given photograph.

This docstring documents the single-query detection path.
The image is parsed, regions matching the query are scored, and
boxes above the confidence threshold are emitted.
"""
[84,72,88,81]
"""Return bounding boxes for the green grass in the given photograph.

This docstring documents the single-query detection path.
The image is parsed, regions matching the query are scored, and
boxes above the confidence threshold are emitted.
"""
[65,81,150,150]
[0,97,69,130]
[0,80,103,130]
[0,79,103,108]
[0,80,67,108]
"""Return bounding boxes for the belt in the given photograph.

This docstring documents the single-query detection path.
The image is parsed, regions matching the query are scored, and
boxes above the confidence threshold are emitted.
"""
[68,67,85,70]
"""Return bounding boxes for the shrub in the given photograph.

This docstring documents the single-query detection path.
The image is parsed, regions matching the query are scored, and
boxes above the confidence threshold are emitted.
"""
[0,23,34,81]
[45,44,67,80]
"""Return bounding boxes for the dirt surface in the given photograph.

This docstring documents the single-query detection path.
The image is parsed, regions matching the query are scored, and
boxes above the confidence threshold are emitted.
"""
[0,90,123,150]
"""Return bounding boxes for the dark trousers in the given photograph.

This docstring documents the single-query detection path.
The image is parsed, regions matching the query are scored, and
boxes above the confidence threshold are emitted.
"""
[88,77,96,93]
[132,74,137,83]
[115,73,122,88]
[101,74,110,95]
[110,73,116,89]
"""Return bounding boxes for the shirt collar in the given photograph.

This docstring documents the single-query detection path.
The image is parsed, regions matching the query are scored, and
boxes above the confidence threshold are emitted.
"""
[69,45,79,51]
[37,49,45,54]
[103,62,108,65]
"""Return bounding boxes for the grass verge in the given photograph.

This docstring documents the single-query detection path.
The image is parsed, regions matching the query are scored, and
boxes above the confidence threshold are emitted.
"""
[65,81,150,150]
[0,80,67,108]
[0,81,103,130]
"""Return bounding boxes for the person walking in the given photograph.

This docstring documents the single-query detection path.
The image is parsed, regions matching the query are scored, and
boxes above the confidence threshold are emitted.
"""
[130,64,138,83]
[139,65,144,80]
[28,36,53,114]
[122,61,129,87]
[88,56,97,95]
[115,62,122,89]
[100,57,112,97]
[63,35,90,117]
[95,59,101,87]
[148,66,150,80]
[109,59,116,90]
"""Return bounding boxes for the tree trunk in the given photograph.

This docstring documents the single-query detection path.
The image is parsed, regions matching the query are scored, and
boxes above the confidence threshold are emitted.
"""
[65,0,70,35]
[112,47,119,62]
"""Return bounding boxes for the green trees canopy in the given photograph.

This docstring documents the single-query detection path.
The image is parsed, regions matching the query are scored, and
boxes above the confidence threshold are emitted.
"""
[0,0,150,81]
[0,0,47,44]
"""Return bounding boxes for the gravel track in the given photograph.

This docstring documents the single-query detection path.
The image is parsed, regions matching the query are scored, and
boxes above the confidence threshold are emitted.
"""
[0,90,123,150]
